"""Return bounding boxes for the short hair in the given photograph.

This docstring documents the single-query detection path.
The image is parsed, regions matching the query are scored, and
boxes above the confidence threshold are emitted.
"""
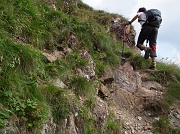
[137,7,146,13]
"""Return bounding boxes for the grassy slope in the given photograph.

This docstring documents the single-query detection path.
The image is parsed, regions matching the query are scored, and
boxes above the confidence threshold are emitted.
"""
[0,0,179,133]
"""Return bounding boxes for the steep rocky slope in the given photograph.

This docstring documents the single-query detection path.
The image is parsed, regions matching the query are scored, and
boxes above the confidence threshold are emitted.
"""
[0,0,179,134]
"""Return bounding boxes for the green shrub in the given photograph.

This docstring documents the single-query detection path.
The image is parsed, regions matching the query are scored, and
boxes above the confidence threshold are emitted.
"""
[0,91,47,130]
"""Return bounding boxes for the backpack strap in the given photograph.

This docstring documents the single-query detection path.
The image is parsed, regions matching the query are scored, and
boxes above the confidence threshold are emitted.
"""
[138,19,145,22]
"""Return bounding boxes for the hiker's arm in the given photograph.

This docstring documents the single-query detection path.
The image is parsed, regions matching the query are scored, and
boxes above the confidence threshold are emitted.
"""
[129,14,139,24]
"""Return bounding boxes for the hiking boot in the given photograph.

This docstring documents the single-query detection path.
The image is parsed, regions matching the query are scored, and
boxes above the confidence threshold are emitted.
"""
[149,61,156,70]
[144,47,151,59]
[149,65,156,70]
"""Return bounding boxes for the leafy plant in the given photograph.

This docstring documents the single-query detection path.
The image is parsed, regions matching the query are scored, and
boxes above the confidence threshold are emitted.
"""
[2,91,46,130]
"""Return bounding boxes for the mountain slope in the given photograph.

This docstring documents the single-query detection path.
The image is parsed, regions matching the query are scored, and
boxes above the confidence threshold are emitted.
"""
[0,0,179,133]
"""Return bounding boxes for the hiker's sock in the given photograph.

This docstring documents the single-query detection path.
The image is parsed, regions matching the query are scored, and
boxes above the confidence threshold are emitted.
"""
[144,47,151,59]
[149,61,156,70]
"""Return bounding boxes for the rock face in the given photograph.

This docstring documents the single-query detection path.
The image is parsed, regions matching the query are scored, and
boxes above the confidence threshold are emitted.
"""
[41,62,165,134]
[114,62,140,93]
[41,115,56,134]
[110,62,164,134]
[92,97,109,134]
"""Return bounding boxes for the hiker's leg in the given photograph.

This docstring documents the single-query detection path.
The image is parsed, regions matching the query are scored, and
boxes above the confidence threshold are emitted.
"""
[137,26,151,50]
[148,27,158,69]
[148,27,158,57]
[151,56,156,62]
[149,56,156,70]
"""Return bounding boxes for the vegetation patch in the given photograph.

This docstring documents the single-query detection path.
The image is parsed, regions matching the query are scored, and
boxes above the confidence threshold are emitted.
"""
[41,84,72,123]
[104,113,122,134]
[70,76,96,97]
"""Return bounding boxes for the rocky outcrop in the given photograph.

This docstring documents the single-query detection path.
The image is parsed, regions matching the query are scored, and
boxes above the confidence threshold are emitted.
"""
[110,17,136,47]
[92,97,109,134]
[99,61,164,134]
[41,115,56,134]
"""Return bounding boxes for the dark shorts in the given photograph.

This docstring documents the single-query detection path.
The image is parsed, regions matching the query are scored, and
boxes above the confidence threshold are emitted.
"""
[137,26,158,57]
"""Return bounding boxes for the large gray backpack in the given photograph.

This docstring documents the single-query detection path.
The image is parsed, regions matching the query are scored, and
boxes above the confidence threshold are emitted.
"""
[145,9,162,28]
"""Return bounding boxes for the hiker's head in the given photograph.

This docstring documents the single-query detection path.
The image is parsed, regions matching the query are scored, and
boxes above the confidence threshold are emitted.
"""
[137,7,146,13]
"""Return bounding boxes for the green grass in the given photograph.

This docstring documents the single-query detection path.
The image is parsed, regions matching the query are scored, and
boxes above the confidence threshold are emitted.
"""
[41,84,72,123]
[70,75,96,96]
[79,105,99,134]
[130,53,151,70]
[104,112,122,134]
[157,61,180,82]
[153,116,180,134]
[165,83,180,105]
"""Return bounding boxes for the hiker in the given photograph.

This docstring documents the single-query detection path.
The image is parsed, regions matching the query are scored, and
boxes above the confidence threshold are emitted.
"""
[126,7,162,70]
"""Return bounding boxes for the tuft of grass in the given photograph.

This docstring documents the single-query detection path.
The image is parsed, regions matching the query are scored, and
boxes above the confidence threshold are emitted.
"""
[65,51,89,69]
[79,106,99,134]
[145,61,180,85]
[153,116,170,134]
[70,76,96,97]
[130,53,151,70]
[153,116,180,134]
[165,82,180,105]
[83,96,96,110]
[0,39,35,73]
[94,56,109,75]
[104,112,122,134]
[41,84,72,123]
[157,61,180,82]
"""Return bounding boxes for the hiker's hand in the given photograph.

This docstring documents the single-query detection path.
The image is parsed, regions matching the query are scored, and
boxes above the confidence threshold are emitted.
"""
[124,21,131,26]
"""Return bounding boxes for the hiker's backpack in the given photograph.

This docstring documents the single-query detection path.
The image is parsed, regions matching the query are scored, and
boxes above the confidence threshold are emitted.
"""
[145,9,162,28]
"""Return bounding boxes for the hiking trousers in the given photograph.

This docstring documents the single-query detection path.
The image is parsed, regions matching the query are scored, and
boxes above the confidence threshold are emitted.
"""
[137,25,158,57]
